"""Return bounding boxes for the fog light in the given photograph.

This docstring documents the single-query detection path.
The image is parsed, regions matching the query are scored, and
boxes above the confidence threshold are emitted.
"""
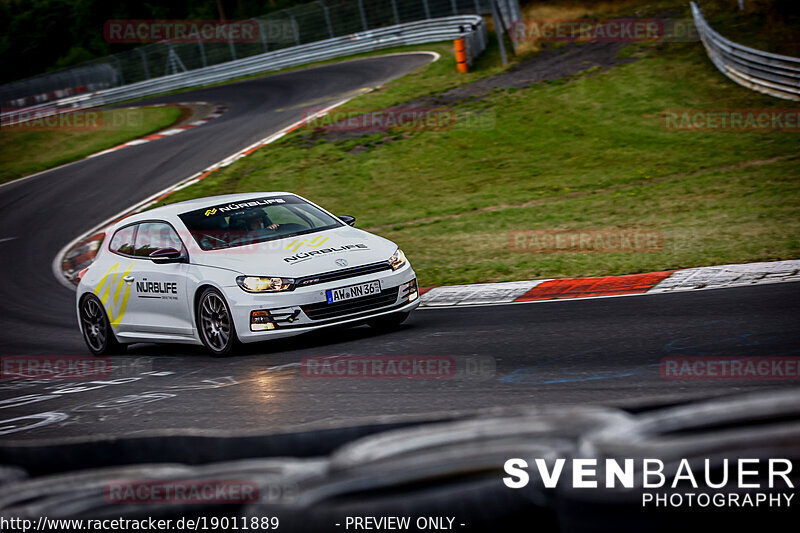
[251,310,276,331]
[401,278,418,301]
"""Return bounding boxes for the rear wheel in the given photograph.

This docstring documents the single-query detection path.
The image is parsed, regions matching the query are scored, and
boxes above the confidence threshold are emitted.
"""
[79,294,125,355]
[197,288,238,357]
[367,311,410,332]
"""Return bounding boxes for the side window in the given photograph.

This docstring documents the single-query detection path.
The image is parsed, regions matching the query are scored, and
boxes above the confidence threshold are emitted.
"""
[134,222,184,258]
[109,225,136,256]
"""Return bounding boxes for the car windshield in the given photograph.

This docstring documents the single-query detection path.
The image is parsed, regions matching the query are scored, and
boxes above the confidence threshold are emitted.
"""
[178,195,343,250]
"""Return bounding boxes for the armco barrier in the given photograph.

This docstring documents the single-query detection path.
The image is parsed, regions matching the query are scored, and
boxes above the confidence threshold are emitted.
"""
[1,16,487,126]
[691,2,800,101]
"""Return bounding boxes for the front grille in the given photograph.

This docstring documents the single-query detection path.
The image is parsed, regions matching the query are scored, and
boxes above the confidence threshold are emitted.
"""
[294,261,393,287]
[301,287,399,321]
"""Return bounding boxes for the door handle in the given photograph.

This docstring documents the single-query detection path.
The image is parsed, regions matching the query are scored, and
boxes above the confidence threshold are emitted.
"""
[123,276,135,283]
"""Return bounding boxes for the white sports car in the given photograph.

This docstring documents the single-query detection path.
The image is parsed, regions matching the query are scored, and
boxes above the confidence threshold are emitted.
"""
[76,192,419,355]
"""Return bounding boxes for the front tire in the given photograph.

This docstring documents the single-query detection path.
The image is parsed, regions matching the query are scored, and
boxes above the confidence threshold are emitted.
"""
[79,294,125,355]
[367,311,410,331]
[197,288,239,357]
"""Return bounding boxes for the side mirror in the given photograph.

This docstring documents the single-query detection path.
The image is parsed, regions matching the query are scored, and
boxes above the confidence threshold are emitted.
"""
[149,247,187,264]
[339,215,356,226]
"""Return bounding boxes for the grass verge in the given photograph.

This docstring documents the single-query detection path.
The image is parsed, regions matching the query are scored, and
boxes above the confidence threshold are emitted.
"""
[0,106,182,185]
[156,2,798,286]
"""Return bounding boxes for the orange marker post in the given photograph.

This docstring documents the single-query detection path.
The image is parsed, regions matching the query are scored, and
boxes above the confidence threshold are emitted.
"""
[454,38,468,73]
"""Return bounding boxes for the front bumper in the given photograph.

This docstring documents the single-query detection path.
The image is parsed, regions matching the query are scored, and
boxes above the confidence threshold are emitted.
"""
[225,264,419,343]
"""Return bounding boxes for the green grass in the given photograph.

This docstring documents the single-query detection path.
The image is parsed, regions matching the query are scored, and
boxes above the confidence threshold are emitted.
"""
[155,7,799,286]
[0,106,181,184]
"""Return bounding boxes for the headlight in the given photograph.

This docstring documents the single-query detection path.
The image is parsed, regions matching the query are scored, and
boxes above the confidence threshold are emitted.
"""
[388,248,407,270]
[236,276,295,293]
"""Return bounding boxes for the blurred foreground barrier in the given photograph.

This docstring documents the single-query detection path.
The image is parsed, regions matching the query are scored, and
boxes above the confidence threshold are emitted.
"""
[1,390,798,531]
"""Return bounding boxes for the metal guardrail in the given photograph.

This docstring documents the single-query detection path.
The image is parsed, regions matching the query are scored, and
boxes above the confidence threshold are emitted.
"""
[2,0,520,114]
[1,15,488,124]
[691,1,800,101]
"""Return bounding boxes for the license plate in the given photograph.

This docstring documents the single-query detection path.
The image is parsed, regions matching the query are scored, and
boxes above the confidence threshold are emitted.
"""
[326,280,381,303]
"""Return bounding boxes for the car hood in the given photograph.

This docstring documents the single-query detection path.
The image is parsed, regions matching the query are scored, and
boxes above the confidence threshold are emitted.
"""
[191,225,398,278]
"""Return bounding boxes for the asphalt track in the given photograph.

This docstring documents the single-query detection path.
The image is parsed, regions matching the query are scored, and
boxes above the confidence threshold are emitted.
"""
[0,53,798,441]
[0,53,434,353]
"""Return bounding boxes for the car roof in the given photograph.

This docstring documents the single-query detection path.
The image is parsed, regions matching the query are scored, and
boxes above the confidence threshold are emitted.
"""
[115,192,297,225]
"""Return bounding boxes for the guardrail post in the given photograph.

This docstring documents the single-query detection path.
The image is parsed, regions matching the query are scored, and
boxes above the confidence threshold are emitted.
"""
[317,1,335,38]
[490,0,508,65]
[357,0,368,31]
[197,37,208,67]
[114,56,125,86]
[454,38,468,73]
[451,0,458,15]
[511,0,523,24]
[493,0,520,32]
[390,0,400,25]
[136,49,150,80]
[228,37,237,61]
[283,10,301,46]
[422,0,431,19]
[258,21,269,52]
[165,45,188,76]
[165,45,174,76]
